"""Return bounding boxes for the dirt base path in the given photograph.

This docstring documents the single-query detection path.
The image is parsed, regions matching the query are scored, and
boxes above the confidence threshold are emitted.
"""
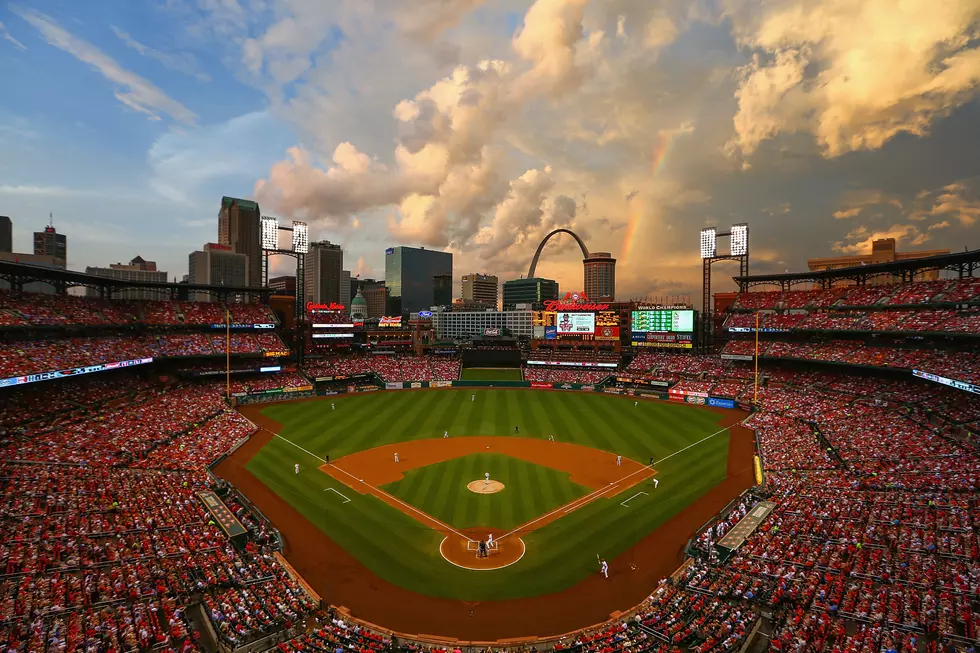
[220,397,756,642]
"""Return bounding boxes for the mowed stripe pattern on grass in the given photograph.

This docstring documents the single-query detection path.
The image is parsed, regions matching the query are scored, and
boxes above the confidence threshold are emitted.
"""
[382,453,592,531]
[247,390,732,600]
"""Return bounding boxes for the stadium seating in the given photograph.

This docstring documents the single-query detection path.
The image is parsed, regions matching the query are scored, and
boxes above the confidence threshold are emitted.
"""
[0,332,290,379]
[302,354,460,383]
[0,291,278,328]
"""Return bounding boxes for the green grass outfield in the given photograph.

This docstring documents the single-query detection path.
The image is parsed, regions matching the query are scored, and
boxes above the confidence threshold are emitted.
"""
[382,452,592,531]
[247,389,732,601]
[459,367,523,381]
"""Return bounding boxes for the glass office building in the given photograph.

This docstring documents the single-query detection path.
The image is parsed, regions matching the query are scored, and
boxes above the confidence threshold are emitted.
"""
[384,246,453,315]
[502,277,559,309]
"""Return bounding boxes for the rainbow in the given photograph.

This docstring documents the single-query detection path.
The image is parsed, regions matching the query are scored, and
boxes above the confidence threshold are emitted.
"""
[621,131,680,264]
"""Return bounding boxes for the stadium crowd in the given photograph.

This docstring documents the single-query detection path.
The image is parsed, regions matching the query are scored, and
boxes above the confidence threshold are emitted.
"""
[0,332,290,379]
[302,355,460,382]
[0,371,322,653]
[0,292,278,328]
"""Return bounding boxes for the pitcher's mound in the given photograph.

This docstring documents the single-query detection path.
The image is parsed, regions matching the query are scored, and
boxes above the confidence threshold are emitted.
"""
[467,480,505,494]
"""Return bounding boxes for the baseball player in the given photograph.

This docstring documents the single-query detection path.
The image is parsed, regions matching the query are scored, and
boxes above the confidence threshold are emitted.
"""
[394,453,400,463]
[514,425,519,434]
[600,559,608,578]
[634,401,638,407]
[444,430,449,439]
[294,463,299,475]
[548,434,555,441]
[616,455,622,466]
[485,472,490,485]
[487,533,494,548]
[331,403,335,410]
[471,394,475,401]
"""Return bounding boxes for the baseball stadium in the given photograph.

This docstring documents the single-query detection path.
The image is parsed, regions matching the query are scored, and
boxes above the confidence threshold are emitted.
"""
[2,219,980,653]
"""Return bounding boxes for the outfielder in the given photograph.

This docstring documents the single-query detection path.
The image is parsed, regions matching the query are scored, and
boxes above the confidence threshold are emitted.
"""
[634,401,638,407]
[471,394,475,401]
[294,463,299,474]
[331,403,335,410]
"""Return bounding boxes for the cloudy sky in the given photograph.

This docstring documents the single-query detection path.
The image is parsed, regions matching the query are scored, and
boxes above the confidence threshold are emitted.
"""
[2,0,980,303]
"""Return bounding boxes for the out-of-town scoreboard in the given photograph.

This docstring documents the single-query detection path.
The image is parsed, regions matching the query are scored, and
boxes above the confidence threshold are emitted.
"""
[629,307,697,349]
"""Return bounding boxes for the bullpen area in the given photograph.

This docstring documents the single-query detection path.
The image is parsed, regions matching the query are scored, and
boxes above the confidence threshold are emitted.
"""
[218,389,756,641]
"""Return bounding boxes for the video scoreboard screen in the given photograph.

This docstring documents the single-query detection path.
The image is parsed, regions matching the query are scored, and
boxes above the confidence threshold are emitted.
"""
[630,309,695,349]
[631,310,694,333]
[532,310,620,341]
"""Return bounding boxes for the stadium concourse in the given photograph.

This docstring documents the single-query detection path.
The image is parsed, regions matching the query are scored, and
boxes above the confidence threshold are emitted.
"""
[0,276,978,653]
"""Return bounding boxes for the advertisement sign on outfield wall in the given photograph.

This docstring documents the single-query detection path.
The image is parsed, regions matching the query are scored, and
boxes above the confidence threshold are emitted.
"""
[385,382,403,390]
[530,382,552,389]
[686,395,706,405]
[430,380,453,388]
[708,397,737,409]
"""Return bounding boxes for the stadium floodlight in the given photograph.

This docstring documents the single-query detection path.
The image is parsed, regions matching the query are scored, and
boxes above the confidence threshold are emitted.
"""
[260,216,279,250]
[292,221,309,254]
[700,228,717,259]
[731,223,749,256]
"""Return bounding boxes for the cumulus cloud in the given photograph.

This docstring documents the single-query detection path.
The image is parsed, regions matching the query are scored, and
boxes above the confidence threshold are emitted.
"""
[912,179,980,226]
[513,0,591,97]
[11,6,196,123]
[832,224,934,254]
[243,0,980,302]
[725,0,980,158]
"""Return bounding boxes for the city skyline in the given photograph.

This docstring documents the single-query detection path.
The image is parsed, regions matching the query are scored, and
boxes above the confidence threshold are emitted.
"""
[2,1,980,300]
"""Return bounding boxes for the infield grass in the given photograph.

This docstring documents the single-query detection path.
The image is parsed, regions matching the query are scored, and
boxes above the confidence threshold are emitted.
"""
[382,452,591,531]
[460,367,523,381]
[246,389,734,601]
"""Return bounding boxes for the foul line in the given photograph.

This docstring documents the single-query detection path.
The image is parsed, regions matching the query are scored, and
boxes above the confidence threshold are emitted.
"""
[323,487,351,504]
[620,492,648,507]
[652,423,737,466]
[272,419,743,546]
[499,421,740,542]
[271,431,474,542]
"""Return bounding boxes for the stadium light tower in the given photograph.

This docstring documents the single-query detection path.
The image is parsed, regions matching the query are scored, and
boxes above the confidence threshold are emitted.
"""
[261,216,310,331]
[699,223,749,352]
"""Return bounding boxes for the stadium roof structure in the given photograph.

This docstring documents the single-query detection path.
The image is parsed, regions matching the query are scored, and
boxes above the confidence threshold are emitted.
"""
[0,259,271,301]
[733,248,980,290]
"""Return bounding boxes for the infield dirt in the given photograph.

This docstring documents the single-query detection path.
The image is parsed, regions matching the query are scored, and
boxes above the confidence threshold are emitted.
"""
[219,395,755,642]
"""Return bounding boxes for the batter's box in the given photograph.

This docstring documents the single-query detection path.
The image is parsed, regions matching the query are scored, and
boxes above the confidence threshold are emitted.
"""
[467,541,499,553]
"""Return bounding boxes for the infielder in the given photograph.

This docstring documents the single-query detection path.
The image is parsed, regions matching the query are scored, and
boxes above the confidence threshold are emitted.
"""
[394,453,400,463]
[600,559,609,578]
[444,430,449,439]
[294,463,299,474]
[485,472,490,485]
[616,455,622,466]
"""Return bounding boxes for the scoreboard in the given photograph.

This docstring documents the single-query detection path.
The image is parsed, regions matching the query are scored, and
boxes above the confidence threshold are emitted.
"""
[630,308,696,349]
[630,310,694,333]
[532,310,621,341]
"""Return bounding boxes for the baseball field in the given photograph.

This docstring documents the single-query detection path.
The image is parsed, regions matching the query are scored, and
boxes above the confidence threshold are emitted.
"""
[219,389,756,640]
